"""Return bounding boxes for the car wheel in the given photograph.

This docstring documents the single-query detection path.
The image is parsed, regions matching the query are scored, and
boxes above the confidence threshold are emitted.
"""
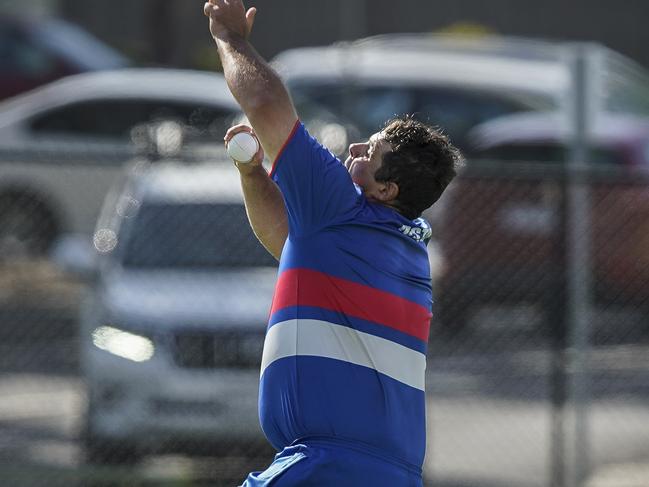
[0,191,60,257]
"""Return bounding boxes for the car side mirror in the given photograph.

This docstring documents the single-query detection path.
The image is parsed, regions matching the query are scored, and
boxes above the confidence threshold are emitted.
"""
[50,234,100,281]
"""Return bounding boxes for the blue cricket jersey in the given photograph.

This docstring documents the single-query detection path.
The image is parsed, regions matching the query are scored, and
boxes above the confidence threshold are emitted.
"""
[259,121,433,470]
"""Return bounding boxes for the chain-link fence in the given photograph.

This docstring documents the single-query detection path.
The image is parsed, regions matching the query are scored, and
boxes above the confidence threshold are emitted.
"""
[1,36,649,487]
[1,147,648,487]
[0,149,279,487]
[426,160,649,487]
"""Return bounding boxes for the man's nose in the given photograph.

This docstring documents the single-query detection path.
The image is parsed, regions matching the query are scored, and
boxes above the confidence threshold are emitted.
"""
[349,143,366,158]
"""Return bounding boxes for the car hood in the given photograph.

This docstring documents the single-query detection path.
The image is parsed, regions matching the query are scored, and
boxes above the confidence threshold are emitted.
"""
[99,267,278,329]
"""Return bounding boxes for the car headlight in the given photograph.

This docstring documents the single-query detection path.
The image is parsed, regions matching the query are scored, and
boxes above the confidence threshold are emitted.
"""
[91,325,155,362]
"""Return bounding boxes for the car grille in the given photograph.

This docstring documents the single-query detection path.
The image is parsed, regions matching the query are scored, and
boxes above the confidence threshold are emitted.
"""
[173,330,264,369]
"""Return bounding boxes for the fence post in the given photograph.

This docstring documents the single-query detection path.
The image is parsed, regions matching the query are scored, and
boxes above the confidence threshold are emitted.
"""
[548,43,602,487]
[565,43,601,487]
[551,42,599,487]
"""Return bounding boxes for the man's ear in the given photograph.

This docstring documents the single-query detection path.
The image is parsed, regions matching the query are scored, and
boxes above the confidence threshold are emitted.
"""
[377,181,399,202]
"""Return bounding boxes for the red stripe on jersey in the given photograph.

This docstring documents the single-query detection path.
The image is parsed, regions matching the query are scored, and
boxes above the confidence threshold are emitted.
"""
[271,268,431,342]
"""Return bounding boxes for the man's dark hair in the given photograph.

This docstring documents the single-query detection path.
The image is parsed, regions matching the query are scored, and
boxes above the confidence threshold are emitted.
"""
[376,116,463,219]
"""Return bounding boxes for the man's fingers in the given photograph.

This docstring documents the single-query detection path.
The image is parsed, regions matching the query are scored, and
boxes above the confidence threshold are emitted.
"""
[205,0,226,16]
[204,2,222,17]
[224,124,254,142]
[233,142,266,170]
[250,143,265,165]
[224,124,265,168]
[245,7,257,37]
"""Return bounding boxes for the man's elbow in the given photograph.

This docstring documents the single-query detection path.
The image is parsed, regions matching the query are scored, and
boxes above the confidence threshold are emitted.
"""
[243,89,294,120]
[252,229,287,263]
[262,241,283,262]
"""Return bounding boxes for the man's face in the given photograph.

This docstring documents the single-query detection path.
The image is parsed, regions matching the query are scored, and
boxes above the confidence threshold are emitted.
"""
[344,132,392,202]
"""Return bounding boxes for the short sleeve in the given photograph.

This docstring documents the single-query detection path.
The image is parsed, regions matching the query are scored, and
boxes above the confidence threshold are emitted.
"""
[270,121,360,235]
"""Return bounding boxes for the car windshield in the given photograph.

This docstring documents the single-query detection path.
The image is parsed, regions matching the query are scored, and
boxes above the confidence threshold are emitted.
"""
[602,51,649,118]
[288,83,545,148]
[119,202,277,269]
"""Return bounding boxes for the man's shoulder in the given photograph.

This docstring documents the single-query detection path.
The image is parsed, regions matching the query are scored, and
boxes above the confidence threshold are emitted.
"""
[271,121,343,177]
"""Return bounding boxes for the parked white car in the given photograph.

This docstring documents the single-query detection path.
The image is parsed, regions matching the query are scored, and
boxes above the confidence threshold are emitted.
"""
[56,160,277,464]
[272,34,571,147]
[273,33,649,145]
[0,68,240,255]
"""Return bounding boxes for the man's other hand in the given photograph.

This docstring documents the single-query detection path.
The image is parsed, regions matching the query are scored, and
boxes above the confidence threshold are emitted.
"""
[225,124,265,173]
[204,0,257,41]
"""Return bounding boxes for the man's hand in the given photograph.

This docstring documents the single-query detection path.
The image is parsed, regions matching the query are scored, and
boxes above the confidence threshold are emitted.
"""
[203,0,297,162]
[204,0,257,41]
[224,125,288,260]
[225,124,265,174]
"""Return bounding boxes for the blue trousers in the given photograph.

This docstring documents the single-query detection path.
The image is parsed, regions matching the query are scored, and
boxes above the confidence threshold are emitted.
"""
[240,437,423,487]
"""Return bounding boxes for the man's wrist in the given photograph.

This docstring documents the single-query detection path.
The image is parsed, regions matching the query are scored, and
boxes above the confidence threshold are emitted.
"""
[214,30,246,48]
[236,162,267,177]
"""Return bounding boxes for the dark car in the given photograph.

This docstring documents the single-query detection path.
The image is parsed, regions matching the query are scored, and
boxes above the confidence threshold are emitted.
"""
[0,16,129,101]
[436,112,649,331]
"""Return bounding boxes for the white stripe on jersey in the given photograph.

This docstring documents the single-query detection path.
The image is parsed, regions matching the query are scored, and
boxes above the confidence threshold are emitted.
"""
[260,319,426,391]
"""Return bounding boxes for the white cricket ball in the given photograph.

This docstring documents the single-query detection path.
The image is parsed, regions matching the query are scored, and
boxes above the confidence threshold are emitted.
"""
[227,132,259,163]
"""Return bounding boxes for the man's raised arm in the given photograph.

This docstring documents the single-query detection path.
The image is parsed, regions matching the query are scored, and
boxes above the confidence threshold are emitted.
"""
[204,1,292,260]
[204,0,298,162]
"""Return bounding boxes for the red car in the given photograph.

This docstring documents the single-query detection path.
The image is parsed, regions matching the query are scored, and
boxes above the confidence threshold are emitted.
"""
[435,112,649,332]
[0,16,129,101]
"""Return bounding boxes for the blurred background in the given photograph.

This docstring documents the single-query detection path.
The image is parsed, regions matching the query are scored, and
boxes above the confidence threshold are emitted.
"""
[0,1,648,486]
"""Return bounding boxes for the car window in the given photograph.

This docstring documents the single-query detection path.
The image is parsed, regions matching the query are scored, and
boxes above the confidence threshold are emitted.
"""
[29,99,236,142]
[603,52,649,118]
[119,202,277,269]
[288,83,530,147]
[473,143,624,165]
[0,24,56,77]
